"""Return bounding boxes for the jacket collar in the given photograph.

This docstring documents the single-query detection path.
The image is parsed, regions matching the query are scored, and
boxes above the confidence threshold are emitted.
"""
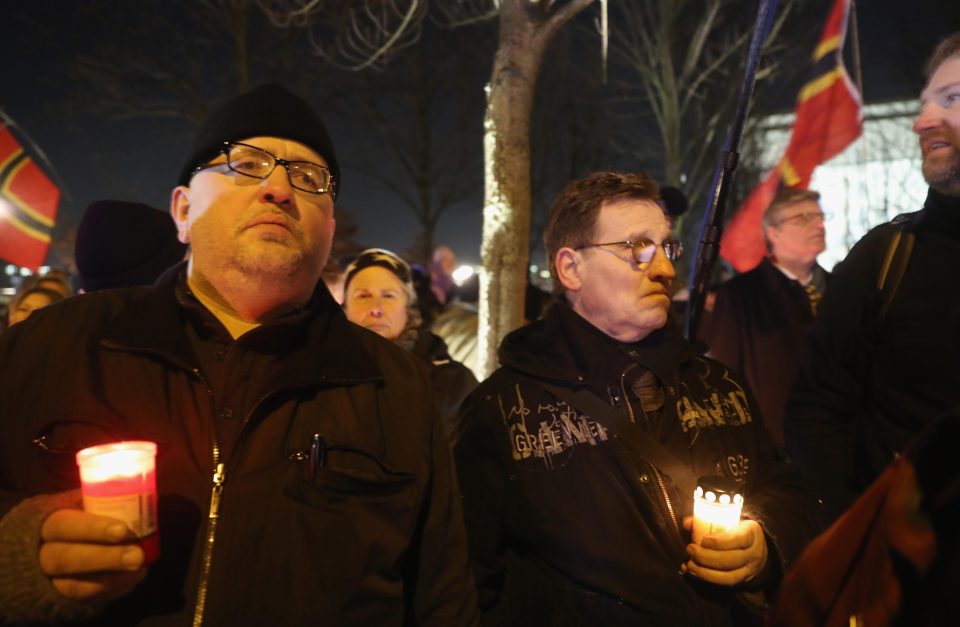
[100,262,382,387]
[498,300,691,394]
[923,187,960,236]
[763,256,827,290]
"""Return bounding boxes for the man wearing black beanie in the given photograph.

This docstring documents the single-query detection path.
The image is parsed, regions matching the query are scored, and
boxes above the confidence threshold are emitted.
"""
[0,85,479,626]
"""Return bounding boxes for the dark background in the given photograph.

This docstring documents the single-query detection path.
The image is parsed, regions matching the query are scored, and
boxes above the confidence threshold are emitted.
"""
[1,0,957,271]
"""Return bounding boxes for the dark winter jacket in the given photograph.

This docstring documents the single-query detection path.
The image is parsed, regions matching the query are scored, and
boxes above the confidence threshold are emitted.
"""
[0,264,479,626]
[454,303,820,627]
[411,330,478,443]
[785,188,960,523]
[706,258,827,447]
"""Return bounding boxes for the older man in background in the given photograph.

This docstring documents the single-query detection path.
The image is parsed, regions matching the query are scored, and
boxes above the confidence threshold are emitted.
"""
[707,188,828,448]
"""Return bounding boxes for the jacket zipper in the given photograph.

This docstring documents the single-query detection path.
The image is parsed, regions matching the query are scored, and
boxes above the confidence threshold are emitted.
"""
[618,366,683,545]
[192,454,224,627]
[190,386,277,627]
[190,367,222,627]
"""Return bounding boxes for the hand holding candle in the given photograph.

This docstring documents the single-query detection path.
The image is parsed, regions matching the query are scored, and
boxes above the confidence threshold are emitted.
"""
[76,441,160,564]
[681,517,768,586]
[682,477,768,586]
[39,508,148,602]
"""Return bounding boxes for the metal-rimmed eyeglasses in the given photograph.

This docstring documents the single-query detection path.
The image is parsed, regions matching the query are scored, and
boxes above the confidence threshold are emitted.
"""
[773,211,828,227]
[576,238,684,264]
[193,141,335,195]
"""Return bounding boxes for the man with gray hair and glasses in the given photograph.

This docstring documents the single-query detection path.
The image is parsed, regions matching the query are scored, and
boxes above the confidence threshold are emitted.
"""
[707,187,828,450]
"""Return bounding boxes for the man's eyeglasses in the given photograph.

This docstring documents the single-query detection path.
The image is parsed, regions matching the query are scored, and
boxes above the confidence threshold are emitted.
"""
[193,142,335,195]
[576,238,684,264]
[773,211,828,227]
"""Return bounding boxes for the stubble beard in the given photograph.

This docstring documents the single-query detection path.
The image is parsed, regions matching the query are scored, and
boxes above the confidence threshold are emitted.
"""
[922,150,960,197]
[231,235,312,279]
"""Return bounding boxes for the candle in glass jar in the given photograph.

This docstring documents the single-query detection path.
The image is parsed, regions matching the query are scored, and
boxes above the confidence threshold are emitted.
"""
[692,476,744,544]
[76,441,159,564]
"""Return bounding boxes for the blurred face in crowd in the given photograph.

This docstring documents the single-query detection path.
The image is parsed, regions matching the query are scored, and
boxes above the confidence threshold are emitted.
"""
[8,290,57,327]
[432,246,456,276]
[560,198,675,343]
[765,200,827,265]
[914,55,960,196]
[37,277,71,299]
[344,266,410,340]
[172,136,336,286]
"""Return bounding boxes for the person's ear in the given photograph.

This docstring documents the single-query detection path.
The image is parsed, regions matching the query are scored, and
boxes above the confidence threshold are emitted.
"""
[170,186,192,244]
[555,247,583,292]
[765,223,782,249]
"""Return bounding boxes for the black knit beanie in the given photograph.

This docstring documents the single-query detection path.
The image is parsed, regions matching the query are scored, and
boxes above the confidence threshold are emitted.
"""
[75,200,188,292]
[177,84,340,199]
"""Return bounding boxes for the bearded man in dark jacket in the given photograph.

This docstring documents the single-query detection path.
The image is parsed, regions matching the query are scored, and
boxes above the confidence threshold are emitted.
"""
[786,32,960,524]
[0,85,478,626]
[454,172,820,626]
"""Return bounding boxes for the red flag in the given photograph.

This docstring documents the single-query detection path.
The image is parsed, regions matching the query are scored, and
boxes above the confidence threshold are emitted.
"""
[0,125,60,270]
[720,0,863,272]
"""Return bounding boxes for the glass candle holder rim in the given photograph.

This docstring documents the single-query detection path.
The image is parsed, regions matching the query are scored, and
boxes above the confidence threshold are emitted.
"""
[76,440,157,463]
[76,441,158,483]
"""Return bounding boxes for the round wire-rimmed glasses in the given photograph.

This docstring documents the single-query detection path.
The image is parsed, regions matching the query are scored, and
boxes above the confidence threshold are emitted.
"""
[576,238,684,263]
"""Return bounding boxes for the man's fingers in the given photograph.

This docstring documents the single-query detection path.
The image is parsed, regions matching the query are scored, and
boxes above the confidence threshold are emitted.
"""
[41,509,135,543]
[699,519,760,550]
[683,560,754,587]
[51,569,148,603]
[686,544,750,571]
[684,519,767,586]
[40,542,144,576]
[697,531,752,551]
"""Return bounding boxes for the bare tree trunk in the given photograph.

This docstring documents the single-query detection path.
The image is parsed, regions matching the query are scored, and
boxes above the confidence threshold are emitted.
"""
[477,0,594,378]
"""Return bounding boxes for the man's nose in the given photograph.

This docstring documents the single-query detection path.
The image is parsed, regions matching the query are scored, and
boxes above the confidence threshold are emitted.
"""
[647,247,677,282]
[259,166,295,205]
[368,303,383,317]
[913,102,942,135]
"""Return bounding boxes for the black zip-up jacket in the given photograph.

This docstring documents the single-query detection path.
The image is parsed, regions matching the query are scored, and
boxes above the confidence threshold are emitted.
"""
[454,304,820,626]
[0,264,479,626]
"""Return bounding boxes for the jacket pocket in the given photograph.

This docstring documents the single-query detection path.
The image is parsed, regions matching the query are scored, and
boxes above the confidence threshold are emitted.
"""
[32,419,133,456]
[28,418,164,492]
[284,443,416,506]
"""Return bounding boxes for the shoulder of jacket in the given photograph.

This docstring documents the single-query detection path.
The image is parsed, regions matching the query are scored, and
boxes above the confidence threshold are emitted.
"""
[9,287,144,336]
[837,218,912,265]
[889,209,923,226]
[351,323,431,384]
[718,263,767,293]
[462,367,552,408]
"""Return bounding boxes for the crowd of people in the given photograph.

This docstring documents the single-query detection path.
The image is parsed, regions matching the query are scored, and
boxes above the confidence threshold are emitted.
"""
[0,29,957,627]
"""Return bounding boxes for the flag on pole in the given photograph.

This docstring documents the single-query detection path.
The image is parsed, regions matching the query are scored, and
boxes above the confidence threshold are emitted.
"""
[720,0,863,272]
[0,125,60,270]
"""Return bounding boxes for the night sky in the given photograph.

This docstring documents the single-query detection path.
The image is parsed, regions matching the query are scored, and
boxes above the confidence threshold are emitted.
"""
[1,0,957,271]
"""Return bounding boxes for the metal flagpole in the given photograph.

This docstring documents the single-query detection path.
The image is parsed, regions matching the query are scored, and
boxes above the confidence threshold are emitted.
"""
[684,0,780,343]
